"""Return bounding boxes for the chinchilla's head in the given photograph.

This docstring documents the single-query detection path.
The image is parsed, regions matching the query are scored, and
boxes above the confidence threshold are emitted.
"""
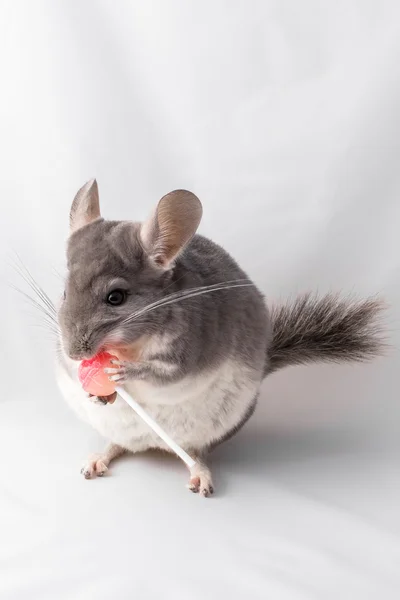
[58,179,202,360]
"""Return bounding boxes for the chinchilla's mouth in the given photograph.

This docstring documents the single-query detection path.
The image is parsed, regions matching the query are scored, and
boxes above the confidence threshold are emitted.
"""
[103,339,146,363]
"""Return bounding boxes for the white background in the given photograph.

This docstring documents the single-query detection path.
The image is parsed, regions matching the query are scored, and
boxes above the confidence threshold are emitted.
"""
[0,1,399,598]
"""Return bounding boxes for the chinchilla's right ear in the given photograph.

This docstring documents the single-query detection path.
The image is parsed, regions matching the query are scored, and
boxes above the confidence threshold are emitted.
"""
[69,179,101,234]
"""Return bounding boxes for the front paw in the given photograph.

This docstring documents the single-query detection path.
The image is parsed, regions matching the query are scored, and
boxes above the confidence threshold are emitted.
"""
[88,392,117,405]
[104,360,130,384]
[104,360,147,384]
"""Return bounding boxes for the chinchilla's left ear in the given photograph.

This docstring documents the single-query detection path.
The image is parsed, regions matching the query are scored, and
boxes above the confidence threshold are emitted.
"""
[140,189,202,268]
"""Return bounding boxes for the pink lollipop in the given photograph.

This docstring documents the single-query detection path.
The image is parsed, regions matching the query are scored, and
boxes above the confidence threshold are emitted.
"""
[78,352,196,468]
[78,351,117,396]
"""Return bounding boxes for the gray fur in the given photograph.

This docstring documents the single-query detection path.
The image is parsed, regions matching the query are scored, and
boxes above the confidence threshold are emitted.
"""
[266,293,385,374]
[59,218,269,381]
[60,217,383,381]
[57,181,385,491]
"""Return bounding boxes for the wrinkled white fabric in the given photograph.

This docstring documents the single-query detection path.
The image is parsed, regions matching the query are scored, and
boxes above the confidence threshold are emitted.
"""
[0,1,399,598]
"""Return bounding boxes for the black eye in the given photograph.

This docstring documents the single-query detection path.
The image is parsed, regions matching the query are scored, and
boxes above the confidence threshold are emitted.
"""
[63,290,66,300]
[106,289,127,306]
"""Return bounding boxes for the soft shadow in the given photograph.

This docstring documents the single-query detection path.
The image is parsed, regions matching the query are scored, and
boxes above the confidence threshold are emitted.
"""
[210,424,375,496]
[109,425,373,498]
[215,426,369,465]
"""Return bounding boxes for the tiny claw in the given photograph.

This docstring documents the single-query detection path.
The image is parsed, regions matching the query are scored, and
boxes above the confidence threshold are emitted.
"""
[109,374,124,383]
[98,397,109,405]
[107,391,117,404]
[97,392,117,404]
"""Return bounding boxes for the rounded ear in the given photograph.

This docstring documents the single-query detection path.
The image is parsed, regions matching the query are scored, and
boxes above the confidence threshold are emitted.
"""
[140,189,202,268]
[70,179,101,234]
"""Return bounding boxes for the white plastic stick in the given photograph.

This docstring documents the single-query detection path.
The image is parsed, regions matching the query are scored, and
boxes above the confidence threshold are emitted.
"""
[115,386,196,469]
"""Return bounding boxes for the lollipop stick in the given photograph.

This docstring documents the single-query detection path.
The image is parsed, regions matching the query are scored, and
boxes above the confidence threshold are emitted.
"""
[115,386,196,469]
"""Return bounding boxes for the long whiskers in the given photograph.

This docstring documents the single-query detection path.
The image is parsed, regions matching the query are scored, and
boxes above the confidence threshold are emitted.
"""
[12,255,57,317]
[121,280,254,325]
[9,254,61,336]
[10,255,255,346]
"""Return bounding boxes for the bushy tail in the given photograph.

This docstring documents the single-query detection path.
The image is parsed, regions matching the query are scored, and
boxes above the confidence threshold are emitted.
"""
[265,293,386,375]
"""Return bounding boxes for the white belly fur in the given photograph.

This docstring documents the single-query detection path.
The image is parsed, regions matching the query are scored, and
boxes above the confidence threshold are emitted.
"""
[55,357,260,454]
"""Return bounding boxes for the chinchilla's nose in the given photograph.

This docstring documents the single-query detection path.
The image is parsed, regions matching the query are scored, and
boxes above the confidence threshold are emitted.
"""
[67,334,94,361]
[68,349,94,361]
[68,352,84,361]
